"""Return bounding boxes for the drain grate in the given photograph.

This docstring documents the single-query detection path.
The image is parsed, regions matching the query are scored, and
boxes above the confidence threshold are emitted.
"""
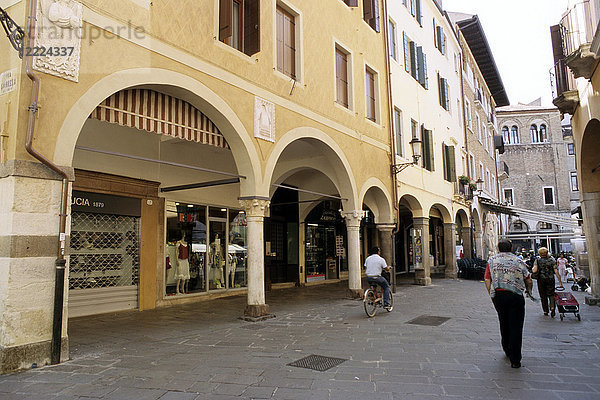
[287,354,347,371]
[406,315,450,326]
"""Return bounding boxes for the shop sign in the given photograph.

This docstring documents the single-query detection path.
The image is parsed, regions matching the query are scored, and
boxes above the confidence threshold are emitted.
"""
[306,273,325,282]
[0,69,17,95]
[320,209,338,222]
[71,190,141,217]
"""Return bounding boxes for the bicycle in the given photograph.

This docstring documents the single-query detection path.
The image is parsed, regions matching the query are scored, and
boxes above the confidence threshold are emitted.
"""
[363,281,393,317]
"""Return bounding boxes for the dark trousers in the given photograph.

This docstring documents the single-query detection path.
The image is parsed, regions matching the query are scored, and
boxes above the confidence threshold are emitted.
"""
[537,278,556,314]
[366,276,390,306]
[492,291,525,365]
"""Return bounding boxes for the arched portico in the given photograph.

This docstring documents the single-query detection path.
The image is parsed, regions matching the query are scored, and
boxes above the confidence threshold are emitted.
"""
[579,119,600,296]
[472,208,483,258]
[428,204,454,279]
[359,179,394,267]
[455,209,471,260]
[265,128,362,296]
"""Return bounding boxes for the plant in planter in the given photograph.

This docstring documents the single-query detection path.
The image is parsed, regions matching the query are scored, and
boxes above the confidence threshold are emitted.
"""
[468,183,478,192]
[458,175,470,185]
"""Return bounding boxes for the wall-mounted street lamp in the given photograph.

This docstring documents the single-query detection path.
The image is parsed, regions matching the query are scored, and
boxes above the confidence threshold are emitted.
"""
[391,137,422,174]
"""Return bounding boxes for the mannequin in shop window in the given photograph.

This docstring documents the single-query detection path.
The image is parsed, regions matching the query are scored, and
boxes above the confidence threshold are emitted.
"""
[211,234,224,288]
[176,233,191,294]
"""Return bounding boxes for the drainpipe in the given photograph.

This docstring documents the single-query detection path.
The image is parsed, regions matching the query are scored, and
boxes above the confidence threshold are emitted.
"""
[24,0,71,365]
[457,32,475,259]
[382,0,399,293]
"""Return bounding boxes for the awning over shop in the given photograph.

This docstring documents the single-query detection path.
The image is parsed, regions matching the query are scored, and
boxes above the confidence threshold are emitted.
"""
[478,198,581,229]
[89,89,230,149]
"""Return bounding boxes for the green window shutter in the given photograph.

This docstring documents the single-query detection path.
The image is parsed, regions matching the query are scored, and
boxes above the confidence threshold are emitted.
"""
[415,0,422,25]
[422,53,428,89]
[403,32,410,73]
[372,0,380,32]
[422,128,434,171]
[448,145,456,182]
[410,41,417,78]
[442,144,448,181]
[416,46,424,84]
[444,79,449,110]
[438,73,443,107]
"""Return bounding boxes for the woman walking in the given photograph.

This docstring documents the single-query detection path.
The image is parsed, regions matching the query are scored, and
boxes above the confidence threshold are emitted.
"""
[532,247,563,317]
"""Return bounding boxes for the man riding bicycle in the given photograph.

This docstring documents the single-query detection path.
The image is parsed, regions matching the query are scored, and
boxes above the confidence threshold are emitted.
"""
[365,246,391,309]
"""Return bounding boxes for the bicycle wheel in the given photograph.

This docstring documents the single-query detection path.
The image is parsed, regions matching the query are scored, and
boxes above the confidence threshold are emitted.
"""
[363,288,377,317]
[386,291,394,312]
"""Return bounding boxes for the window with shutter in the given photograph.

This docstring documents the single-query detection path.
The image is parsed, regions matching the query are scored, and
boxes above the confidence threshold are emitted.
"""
[394,108,403,157]
[219,0,261,56]
[422,127,434,171]
[403,32,410,73]
[447,145,456,182]
[388,19,397,60]
[416,46,424,83]
[276,6,296,79]
[344,0,358,6]
[335,48,349,107]
[415,0,422,25]
[365,69,376,122]
[363,0,380,32]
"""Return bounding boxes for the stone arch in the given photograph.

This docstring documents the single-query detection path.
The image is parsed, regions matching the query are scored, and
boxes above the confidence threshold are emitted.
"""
[455,208,469,226]
[54,68,262,196]
[264,127,358,211]
[471,208,482,232]
[358,178,393,224]
[580,119,600,193]
[398,193,424,217]
[428,203,453,223]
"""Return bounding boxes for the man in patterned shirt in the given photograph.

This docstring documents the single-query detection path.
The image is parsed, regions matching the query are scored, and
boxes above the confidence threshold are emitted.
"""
[485,240,533,368]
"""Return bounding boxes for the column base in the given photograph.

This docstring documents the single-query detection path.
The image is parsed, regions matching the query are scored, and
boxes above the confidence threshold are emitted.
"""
[242,304,274,322]
[347,288,363,299]
[445,269,457,279]
[0,337,69,374]
[414,268,432,286]
[584,296,599,306]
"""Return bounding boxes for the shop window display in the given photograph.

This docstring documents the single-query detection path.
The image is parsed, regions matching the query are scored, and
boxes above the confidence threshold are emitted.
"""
[165,202,247,295]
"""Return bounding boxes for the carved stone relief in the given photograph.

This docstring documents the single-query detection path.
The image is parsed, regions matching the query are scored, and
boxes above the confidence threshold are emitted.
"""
[34,0,83,82]
[254,97,275,142]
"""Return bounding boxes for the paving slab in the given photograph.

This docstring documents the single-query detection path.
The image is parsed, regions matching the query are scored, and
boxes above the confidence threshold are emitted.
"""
[1,279,599,399]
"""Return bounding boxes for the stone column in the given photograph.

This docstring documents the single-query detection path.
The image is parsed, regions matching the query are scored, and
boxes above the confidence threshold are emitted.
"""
[444,223,457,278]
[377,223,396,265]
[0,161,72,373]
[581,192,600,298]
[342,210,364,298]
[474,230,484,259]
[461,227,473,259]
[413,217,431,286]
[239,197,272,319]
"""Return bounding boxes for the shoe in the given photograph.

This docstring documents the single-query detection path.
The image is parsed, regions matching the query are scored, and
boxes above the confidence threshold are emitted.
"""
[544,312,549,316]
[383,304,392,310]
[511,362,521,368]
[551,310,555,318]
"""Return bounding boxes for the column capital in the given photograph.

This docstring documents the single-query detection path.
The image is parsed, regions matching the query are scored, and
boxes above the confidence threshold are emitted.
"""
[413,216,430,226]
[376,223,396,232]
[239,197,270,218]
[341,210,364,227]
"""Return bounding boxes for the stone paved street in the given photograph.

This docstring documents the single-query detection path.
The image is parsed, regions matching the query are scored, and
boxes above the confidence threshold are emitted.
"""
[1,278,599,399]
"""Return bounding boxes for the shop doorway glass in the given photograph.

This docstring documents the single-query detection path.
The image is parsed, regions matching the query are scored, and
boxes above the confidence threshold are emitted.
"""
[208,213,227,290]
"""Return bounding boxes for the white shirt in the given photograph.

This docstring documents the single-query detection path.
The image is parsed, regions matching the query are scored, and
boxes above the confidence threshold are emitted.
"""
[364,254,387,277]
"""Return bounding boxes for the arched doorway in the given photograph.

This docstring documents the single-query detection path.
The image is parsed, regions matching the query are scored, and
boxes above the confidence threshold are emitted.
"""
[429,204,452,277]
[395,195,425,283]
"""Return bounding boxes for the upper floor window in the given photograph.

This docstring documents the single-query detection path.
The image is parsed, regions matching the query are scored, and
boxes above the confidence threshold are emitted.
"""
[276,6,296,79]
[363,0,380,32]
[442,143,456,182]
[394,108,403,157]
[531,123,548,143]
[388,19,397,61]
[433,21,446,55]
[511,125,519,144]
[343,0,358,6]
[403,0,422,25]
[437,73,449,110]
[504,188,514,205]
[567,143,575,155]
[219,0,260,56]
[421,126,434,171]
[570,171,579,191]
[543,187,555,205]
[502,126,509,144]
[335,46,350,108]
[465,100,471,129]
[403,32,428,89]
[476,114,481,142]
[365,67,378,122]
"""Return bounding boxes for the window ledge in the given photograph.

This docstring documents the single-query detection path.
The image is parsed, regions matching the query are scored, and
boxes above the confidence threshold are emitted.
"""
[214,39,258,64]
[334,101,354,115]
[365,117,381,128]
[273,69,302,86]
